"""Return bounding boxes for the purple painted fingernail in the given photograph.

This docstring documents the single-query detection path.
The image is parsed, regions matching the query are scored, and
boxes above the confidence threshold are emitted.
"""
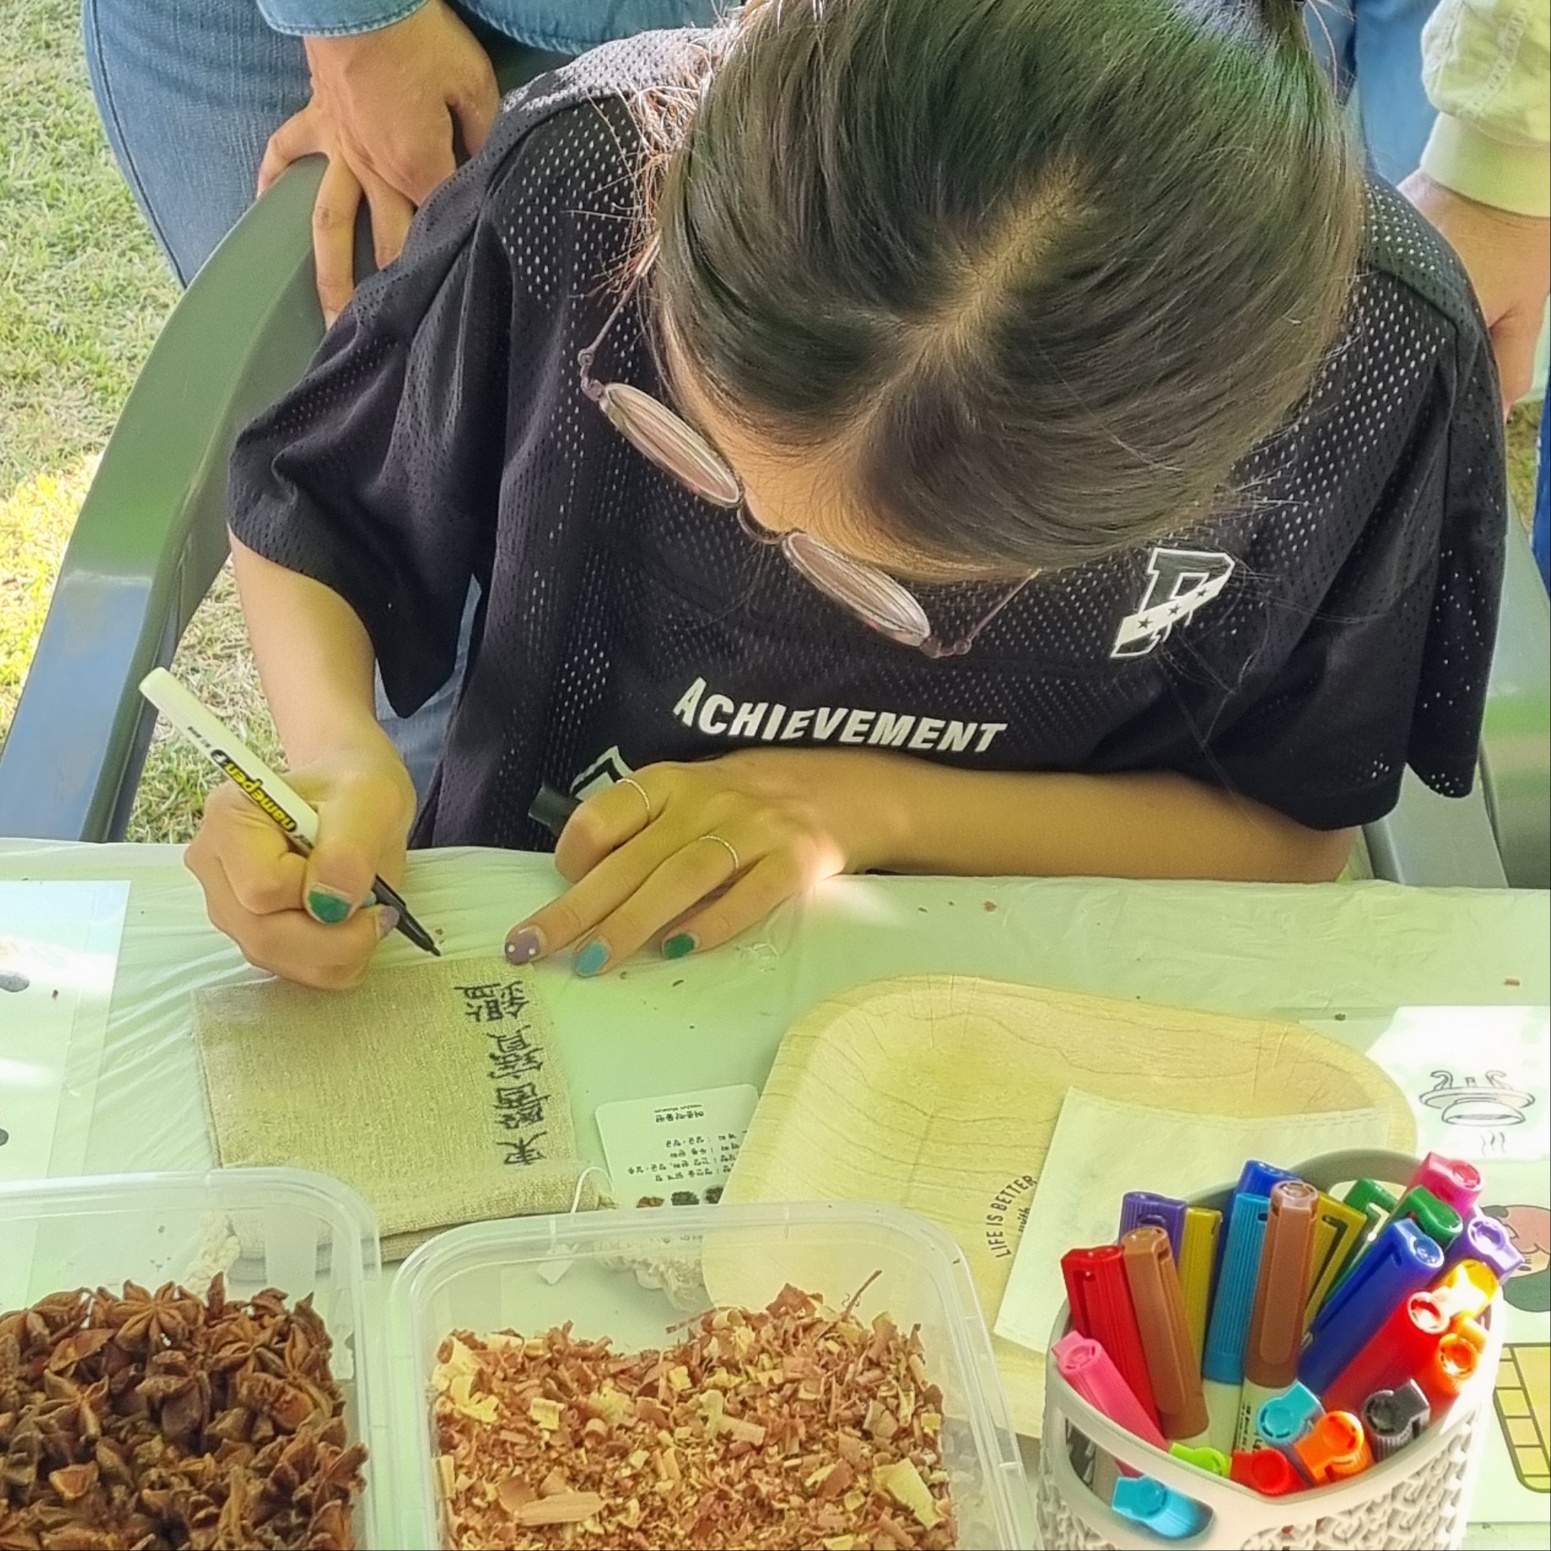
[505,925,546,965]
[376,907,400,941]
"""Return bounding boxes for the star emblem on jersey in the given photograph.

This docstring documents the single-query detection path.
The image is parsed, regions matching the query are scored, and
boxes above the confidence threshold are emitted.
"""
[1110,546,1237,659]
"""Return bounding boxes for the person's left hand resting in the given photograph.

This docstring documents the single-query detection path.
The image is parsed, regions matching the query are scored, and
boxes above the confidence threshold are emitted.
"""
[504,749,904,974]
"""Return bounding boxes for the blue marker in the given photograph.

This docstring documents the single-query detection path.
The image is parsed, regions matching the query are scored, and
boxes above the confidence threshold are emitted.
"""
[1257,1381,1324,1473]
[1200,1192,1270,1451]
[1237,1159,1301,1200]
[1299,1219,1445,1395]
[1112,1476,1210,1540]
[1120,1191,1188,1261]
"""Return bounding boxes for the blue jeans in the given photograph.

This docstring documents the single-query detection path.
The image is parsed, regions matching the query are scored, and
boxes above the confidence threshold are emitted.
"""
[1303,0,1435,183]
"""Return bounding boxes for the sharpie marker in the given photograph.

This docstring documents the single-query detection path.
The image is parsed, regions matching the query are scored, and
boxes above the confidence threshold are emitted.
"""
[1362,1381,1430,1460]
[1052,1331,1168,1451]
[1178,1207,1221,1364]
[139,668,438,956]
[1406,1152,1484,1217]
[1123,1226,1209,1441]
[1236,1181,1321,1449]
[1111,1476,1209,1540]
[1295,1411,1373,1484]
[1201,1192,1271,1451]
[1300,1219,1445,1396]
[1120,1192,1188,1262]
[1063,1246,1161,1430]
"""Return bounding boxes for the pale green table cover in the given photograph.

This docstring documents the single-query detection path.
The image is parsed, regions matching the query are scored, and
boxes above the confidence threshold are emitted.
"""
[2,840,1546,1547]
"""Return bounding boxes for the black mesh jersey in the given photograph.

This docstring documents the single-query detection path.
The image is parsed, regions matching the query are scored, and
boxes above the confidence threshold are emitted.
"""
[229,31,1506,852]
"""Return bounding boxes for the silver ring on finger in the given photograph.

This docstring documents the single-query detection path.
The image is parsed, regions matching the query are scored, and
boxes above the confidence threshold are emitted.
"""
[618,776,652,823]
[698,833,741,873]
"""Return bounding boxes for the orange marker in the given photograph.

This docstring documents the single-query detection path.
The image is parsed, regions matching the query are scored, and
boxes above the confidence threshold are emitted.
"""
[1416,1319,1487,1408]
[1294,1412,1373,1484]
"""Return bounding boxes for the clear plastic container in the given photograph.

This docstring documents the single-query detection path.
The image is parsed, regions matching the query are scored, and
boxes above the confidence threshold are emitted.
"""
[388,1201,1035,1551]
[0,1168,385,1548]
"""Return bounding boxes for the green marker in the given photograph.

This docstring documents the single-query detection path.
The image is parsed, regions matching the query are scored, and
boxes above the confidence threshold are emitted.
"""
[1170,1442,1231,1477]
[1328,1179,1399,1292]
[1387,1185,1463,1251]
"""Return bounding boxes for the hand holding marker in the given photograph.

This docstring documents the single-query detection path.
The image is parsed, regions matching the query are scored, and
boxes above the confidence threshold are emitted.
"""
[139,669,438,957]
[1050,1152,1523,1533]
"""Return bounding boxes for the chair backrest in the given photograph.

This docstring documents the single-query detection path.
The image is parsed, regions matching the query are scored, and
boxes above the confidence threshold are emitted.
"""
[0,47,567,842]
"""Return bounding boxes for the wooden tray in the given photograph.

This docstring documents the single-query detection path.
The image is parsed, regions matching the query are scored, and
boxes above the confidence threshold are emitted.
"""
[722,974,1414,1436]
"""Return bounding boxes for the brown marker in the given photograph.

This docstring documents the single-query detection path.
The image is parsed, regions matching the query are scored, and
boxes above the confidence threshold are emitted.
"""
[1122,1226,1210,1441]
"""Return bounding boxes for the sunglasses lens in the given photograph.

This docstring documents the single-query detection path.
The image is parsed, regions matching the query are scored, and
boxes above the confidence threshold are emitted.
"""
[783,532,934,647]
[600,383,743,508]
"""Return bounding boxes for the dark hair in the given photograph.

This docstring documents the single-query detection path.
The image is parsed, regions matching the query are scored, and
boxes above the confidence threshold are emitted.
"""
[651,0,1363,571]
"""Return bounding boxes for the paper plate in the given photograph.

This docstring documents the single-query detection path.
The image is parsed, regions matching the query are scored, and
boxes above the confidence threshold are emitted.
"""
[720,974,1415,1436]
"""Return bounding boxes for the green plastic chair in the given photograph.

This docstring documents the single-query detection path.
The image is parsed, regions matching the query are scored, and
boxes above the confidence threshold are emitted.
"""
[1,40,1546,888]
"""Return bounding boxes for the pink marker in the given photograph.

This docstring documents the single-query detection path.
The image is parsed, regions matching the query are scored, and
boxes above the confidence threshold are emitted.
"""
[1054,1331,1169,1451]
[1405,1153,1483,1217]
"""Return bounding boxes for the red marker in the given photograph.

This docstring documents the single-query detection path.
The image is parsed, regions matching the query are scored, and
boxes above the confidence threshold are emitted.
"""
[1229,1447,1303,1497]
[1063,1245,1161,1430]
[1322,1291,1450,1416]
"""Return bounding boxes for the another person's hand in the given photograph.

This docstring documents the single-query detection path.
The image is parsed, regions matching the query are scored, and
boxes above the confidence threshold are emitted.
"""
[504,749,907,973]
[258,0,499,324]
[1402,171,1551,413]
[186,742,418,990]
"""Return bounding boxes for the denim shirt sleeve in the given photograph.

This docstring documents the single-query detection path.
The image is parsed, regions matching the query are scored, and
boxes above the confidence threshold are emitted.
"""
[256,1,721,49]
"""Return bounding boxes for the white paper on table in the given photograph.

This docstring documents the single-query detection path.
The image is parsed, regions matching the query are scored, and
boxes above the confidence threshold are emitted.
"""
[594,1084,759,1207]
[0,880,130,1184]
[993,1087,1390,1354]
[1355,1005,1550,1164]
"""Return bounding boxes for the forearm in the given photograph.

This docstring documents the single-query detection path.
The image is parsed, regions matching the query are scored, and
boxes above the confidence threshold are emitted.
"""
[863,758,1353,884]
[230,536,390,767]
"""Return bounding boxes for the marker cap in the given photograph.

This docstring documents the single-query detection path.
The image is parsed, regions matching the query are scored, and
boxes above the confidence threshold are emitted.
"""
[1062,1245,1160,1428]
[1051,1330,1169,1452]
[1203,1193,1272,1385]
[1112,1475,1210,1539]
[1256,1382,1323,1448]
[1407,1152,1484,1216]
[1229,1447,1302,1497]
[1361,1380,1430,1461]
[1244,1182,1321,1389]
[1170,1442,1231,1477]
[1444,1213,1525,1281]
[1120,1192,1188,1262]
[1295,1411,1373,1483]
[1321,1291,1449,1416]
[1416,1318,1486,1406]
[1178,1207,1222,1363]
[1390,1186,1464,1251]
[1431,1259,1498,1323]
[1122,1226,1210,1441]
[1237,1160,1301,1199]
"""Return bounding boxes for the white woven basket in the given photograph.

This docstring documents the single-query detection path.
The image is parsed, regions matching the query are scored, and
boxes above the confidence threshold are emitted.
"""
[1034,1150,1504,1551]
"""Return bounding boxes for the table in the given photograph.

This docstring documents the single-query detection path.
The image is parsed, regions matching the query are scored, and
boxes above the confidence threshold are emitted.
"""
[3,840,1547,1547]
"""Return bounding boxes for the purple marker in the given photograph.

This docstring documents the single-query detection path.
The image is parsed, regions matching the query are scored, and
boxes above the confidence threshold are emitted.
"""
[1445,1211,1526,1281]
[1120,1191,1187,1262]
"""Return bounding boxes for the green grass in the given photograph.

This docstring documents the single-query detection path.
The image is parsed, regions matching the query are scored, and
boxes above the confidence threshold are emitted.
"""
[0,0,1543,850]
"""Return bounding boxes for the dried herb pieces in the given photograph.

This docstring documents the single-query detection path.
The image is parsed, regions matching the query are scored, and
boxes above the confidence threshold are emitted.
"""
[433,1283,958,1550]
[0,1278,364,1550]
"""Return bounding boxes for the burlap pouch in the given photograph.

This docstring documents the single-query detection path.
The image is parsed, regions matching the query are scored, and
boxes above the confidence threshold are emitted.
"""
[194,958,588,1259]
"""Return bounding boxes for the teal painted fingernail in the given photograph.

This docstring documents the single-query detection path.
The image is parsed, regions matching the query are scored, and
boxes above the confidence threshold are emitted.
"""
[573,941,609,978]
[662,933,696,960]
[306,885,354,925]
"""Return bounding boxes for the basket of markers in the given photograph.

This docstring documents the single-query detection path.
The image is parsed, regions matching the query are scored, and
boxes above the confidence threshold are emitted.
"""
[1033,1149,1523,1550]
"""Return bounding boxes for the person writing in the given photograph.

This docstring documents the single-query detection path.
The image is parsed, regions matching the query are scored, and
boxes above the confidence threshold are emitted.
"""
[186,0,1506,989]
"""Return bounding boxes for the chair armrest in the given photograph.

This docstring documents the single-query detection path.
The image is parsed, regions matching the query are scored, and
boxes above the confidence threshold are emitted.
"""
[0,163,326,841]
